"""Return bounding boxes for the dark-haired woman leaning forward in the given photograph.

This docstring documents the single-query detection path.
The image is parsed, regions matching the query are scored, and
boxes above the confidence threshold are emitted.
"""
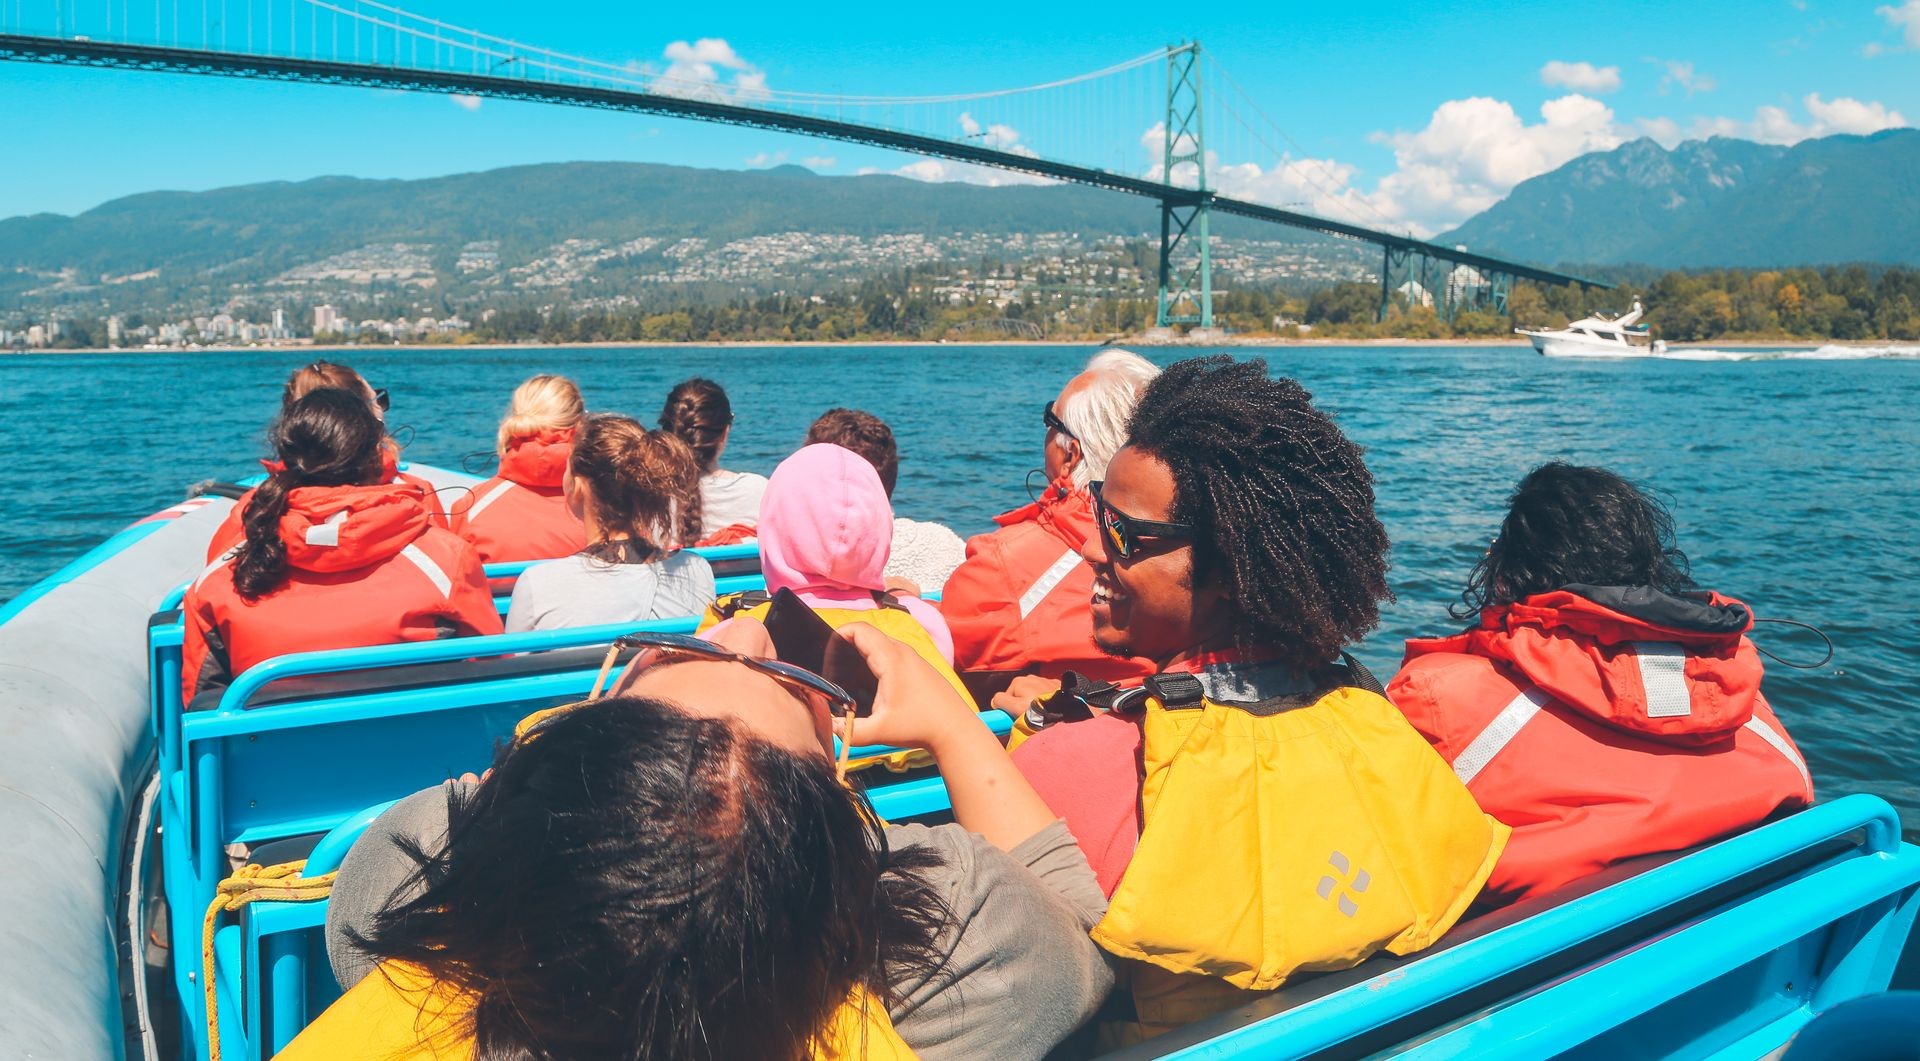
[288,618,1112,1060]
[180,389,500,709]
[1389,462,1814,905]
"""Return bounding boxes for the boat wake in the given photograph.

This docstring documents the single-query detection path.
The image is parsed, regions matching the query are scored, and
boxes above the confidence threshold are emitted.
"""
[1654,345,1920,362]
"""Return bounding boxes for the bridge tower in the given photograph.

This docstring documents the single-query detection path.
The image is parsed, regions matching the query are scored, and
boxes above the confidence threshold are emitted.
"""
[1156,43,1213,331]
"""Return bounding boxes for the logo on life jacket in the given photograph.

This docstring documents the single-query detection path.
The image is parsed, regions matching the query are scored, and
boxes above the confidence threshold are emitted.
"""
[1315,851,1371,918]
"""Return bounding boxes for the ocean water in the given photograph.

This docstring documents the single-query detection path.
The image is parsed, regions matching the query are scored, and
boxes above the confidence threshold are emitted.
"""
[3,343,1917,839]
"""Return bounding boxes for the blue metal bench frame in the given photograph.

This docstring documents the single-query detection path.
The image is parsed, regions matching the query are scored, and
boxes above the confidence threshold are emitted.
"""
[207,794,1920,1061]
[154,543,769,617]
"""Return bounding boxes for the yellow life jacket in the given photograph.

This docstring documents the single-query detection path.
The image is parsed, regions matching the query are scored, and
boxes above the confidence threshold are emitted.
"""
[1090,669,1509,1037]
[275,961,916,1060]
[698,591,973,773]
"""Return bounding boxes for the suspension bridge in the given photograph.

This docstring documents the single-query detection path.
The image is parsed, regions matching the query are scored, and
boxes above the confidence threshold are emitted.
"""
[0,0,1607,328]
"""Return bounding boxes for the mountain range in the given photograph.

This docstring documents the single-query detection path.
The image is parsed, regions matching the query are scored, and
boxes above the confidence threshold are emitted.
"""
[4,128,1918,315]
[1442,128,1920,268]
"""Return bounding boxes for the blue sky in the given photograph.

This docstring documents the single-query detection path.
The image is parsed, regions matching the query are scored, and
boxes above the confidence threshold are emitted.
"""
[3,0,1917,235]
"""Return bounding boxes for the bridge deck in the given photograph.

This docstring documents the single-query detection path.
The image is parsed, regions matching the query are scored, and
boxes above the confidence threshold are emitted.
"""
[0,32,1605,291]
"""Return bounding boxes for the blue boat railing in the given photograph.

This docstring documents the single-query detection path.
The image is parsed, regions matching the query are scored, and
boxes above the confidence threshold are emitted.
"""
[153,541,767,615]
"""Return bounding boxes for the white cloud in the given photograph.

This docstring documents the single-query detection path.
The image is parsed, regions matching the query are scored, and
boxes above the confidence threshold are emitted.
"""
[1658,60,1717,96]
[887,113,1049,186]
[1137,95,1624,237]
[1803,93,1909,134]
[1668,94,1910,144]
[1540,61,1621,93]
[651,38,770,102]
[1362,94,1623,234]
[451,94,482,111]
[802,155,837,169]
[744,151,787,167]
[1878,1,1920,47]
[891,158,1051,186]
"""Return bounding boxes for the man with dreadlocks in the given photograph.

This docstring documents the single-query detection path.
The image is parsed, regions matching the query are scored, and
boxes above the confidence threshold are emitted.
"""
[1010,356,1507,1045]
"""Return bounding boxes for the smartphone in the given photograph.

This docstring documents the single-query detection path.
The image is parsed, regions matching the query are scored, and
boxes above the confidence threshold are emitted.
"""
[760,588,879,715]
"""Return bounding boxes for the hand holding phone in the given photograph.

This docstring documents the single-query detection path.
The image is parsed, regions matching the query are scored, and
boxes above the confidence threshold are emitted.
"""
[761,589,879,715]
[825,621,982,755]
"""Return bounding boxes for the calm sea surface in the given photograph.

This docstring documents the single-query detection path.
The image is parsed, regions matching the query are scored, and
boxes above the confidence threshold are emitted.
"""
[3,344,1917,839]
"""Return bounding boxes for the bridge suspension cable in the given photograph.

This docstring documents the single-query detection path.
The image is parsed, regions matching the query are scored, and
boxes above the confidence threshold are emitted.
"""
[0,0,1609,330]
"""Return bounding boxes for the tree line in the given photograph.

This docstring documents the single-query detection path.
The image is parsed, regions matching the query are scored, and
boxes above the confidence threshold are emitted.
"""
[22,263,1920,348]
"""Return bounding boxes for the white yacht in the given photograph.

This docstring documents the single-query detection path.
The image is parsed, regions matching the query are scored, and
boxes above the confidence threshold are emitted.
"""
[1517,301,1667,358]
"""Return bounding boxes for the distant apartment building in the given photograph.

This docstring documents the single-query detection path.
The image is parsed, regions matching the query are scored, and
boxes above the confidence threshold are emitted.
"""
[313,304,342,334]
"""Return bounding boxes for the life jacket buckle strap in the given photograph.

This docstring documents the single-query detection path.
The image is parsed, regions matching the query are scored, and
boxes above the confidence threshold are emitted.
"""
[1144,672,1205,710]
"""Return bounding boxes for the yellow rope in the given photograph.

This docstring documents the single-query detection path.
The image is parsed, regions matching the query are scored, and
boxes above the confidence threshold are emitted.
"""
[200,860,338,1061]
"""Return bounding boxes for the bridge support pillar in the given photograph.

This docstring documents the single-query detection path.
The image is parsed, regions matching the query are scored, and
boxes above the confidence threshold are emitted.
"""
[1156,43,1212,331]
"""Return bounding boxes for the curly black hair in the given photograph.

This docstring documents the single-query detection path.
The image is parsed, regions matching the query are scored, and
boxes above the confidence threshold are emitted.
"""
[1125,355,1391,669]
[1453,462,1693,620]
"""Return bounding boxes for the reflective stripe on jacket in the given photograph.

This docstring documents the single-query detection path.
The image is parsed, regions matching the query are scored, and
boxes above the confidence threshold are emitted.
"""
[183,482,501,708]
[938,483,1153,684]
[1389,585,1814,904]
[447,432,586,564]
[274,961,916,1060]
[446,478,584,565]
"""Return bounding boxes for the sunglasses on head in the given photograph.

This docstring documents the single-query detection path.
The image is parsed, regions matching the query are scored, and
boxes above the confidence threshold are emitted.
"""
[1042,401,1077,441]
[1090,480,1196,560]
[592,630,861,777]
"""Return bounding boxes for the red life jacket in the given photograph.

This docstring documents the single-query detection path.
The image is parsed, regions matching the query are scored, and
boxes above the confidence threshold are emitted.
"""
[182,482,502,708]
[939,481,1154,685]
[447,431,586,564]
[205,446,447,562]
[1389,586,1813,904]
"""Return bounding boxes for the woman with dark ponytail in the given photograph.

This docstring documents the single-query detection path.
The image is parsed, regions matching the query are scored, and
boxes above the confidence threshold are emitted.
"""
[503,414,715,632]
[660,377,768,541]
[205,360,447,561]
[181,389,501,708]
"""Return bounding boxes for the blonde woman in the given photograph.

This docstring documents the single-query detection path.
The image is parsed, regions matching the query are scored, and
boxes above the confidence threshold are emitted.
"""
[449,375,588,564]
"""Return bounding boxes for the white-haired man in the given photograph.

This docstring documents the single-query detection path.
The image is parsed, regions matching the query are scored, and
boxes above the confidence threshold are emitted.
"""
[941,348,1160,701]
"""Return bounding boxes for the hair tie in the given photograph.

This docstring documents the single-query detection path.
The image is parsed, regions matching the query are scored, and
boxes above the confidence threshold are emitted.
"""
[259,459,287,475]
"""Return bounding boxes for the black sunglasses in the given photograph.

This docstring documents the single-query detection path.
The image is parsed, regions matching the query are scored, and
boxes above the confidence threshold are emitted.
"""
[1091,480,1195,560]
[372,387,391,413]
[597,631,863,776]
[1042,401,1077,441]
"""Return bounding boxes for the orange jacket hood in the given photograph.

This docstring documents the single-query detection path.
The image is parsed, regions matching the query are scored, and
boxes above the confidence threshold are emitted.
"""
[497,429,574,489]
[277,483,432,574]
[1407,585,1763,744]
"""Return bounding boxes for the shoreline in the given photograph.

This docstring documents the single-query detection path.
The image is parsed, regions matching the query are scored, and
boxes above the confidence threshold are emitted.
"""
[9,336,1911,355]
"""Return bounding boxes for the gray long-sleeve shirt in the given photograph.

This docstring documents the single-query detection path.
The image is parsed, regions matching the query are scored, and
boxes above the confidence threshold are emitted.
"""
[326,785,1113,1060]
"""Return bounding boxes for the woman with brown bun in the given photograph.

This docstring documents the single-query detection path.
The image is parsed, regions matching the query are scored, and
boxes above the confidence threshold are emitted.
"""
[503,414,716,632]
[448,374,588,563]
[660,377,768,541]
[205,361,446,560]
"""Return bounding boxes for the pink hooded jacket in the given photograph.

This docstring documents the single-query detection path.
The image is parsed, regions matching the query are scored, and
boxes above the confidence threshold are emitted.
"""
[758,444,955,662]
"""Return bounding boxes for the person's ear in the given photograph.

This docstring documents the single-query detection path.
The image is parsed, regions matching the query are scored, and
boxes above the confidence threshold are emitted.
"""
[563,469,588,520]
[1062,437,1084,476]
